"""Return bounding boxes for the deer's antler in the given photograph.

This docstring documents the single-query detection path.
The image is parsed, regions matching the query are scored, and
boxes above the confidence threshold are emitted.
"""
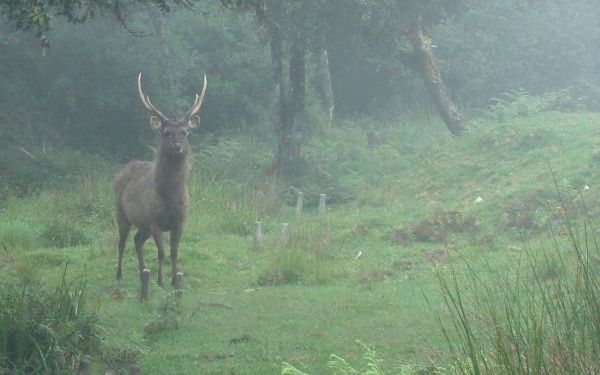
[181,74,207,122]
[137,72,169,122]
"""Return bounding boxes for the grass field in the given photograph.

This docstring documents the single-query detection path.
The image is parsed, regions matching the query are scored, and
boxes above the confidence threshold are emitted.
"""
[1,112,599,374]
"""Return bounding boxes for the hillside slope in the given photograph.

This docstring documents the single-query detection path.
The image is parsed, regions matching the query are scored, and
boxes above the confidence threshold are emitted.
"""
[1,112,599,373]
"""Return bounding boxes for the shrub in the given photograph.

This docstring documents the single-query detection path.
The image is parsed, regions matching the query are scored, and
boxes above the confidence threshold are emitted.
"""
[74,175,114,228]
[257,247,307,286]
[0,148,112,198]
[0,268,102,374]
[257,219,334,286]
[484,89,582,123]
[0,220,39,251]
[189,137,282,235]
[40,221,90,248]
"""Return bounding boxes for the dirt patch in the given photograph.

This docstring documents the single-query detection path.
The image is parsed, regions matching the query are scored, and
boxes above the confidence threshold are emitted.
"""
[412,220,447,242]
[390,227,413,245]
[503,195,546,232]
[436,211,478,233]
[107,287,128,302]
[229,334,258,345]
[144,319,179,336]
[425,250,448,263]
[411,211,478,243]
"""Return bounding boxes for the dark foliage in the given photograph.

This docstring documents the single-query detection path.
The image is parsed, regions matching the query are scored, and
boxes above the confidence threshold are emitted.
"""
[0,269,102,374]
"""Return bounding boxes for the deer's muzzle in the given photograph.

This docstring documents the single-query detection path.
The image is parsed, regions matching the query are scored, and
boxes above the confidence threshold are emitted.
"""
[172,143,183,154]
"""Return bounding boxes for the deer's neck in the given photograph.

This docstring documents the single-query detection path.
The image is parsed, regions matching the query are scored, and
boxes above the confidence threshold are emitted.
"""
[155,152,190,199]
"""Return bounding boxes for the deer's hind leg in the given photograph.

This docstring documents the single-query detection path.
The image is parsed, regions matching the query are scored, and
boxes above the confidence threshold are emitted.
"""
[116,210,131,281]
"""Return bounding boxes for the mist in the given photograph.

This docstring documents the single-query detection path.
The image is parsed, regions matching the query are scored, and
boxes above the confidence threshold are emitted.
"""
[1,1,599,373]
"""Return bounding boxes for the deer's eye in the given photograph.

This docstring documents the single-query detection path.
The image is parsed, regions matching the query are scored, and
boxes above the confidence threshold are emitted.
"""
[163,130,173,137]
[180,129,188,137]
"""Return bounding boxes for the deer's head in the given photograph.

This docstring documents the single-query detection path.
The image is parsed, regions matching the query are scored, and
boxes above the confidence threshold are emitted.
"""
[137,73,207,158]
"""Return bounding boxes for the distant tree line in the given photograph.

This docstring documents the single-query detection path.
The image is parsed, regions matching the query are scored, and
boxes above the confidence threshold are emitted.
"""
[1,0,599,176]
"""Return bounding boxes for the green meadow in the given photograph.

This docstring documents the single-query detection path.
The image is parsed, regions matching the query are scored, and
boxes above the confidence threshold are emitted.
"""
[1,111,598,374]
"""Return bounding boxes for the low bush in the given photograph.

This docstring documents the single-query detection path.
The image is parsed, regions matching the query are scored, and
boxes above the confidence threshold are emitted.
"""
[257,219,335,286]
[0,268,102,374]
[484,89,583,123]
[40,221,90,248]
[0,220,39,251]
[0,148,112,198]
[257,247,308,286]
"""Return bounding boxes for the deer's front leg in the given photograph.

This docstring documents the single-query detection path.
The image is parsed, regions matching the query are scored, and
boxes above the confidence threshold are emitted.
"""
[151,224,165,287]
[169,226,182,286]
[134,228,150,281]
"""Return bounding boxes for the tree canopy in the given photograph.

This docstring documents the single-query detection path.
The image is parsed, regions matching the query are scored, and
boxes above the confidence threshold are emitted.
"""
[1,0,599,174]
[1,0,196,33]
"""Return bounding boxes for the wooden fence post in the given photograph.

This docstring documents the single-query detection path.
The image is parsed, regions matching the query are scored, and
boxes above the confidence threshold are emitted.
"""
[253,221,262,249]
[141,268,151,301]
[281,223,290,246]
[319,193,327,214]
[174,272,184,290]
[296,192,304,216]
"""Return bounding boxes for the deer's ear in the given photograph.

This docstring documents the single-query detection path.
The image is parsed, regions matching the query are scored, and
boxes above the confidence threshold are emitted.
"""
[187,115,200,129]
[150,116,163,132]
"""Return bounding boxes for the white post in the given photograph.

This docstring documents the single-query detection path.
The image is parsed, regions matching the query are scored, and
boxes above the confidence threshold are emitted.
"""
[319,193,327,215]
[174,272,184,290]
[296,192,304,216]
[253,221,262,249]
[281,223,290,246]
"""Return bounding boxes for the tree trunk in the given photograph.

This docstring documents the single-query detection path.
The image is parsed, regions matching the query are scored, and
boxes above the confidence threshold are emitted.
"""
[266,0,284,100]
[276,37,305,173]
[264,1,307,176]
[265,0,287,176]
[289,37,306,133]
[407,17,465,136]
[319,48,335,127]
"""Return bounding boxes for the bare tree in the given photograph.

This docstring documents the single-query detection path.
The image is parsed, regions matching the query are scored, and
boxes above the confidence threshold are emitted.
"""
[407,16,464,136]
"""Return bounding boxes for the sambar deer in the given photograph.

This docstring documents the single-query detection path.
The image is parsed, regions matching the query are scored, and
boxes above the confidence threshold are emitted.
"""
[114,73,207,287]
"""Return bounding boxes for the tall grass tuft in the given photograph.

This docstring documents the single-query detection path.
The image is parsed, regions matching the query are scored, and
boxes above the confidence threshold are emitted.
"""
[435,198,600,374]
[258,218,335,286]
[39,220,90,248]
[0,220,40,251]
[189,178,281,236]
[0,266,102,374]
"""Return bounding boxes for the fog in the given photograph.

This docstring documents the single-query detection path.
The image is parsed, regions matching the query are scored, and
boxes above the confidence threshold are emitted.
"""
[1,1,599,373]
